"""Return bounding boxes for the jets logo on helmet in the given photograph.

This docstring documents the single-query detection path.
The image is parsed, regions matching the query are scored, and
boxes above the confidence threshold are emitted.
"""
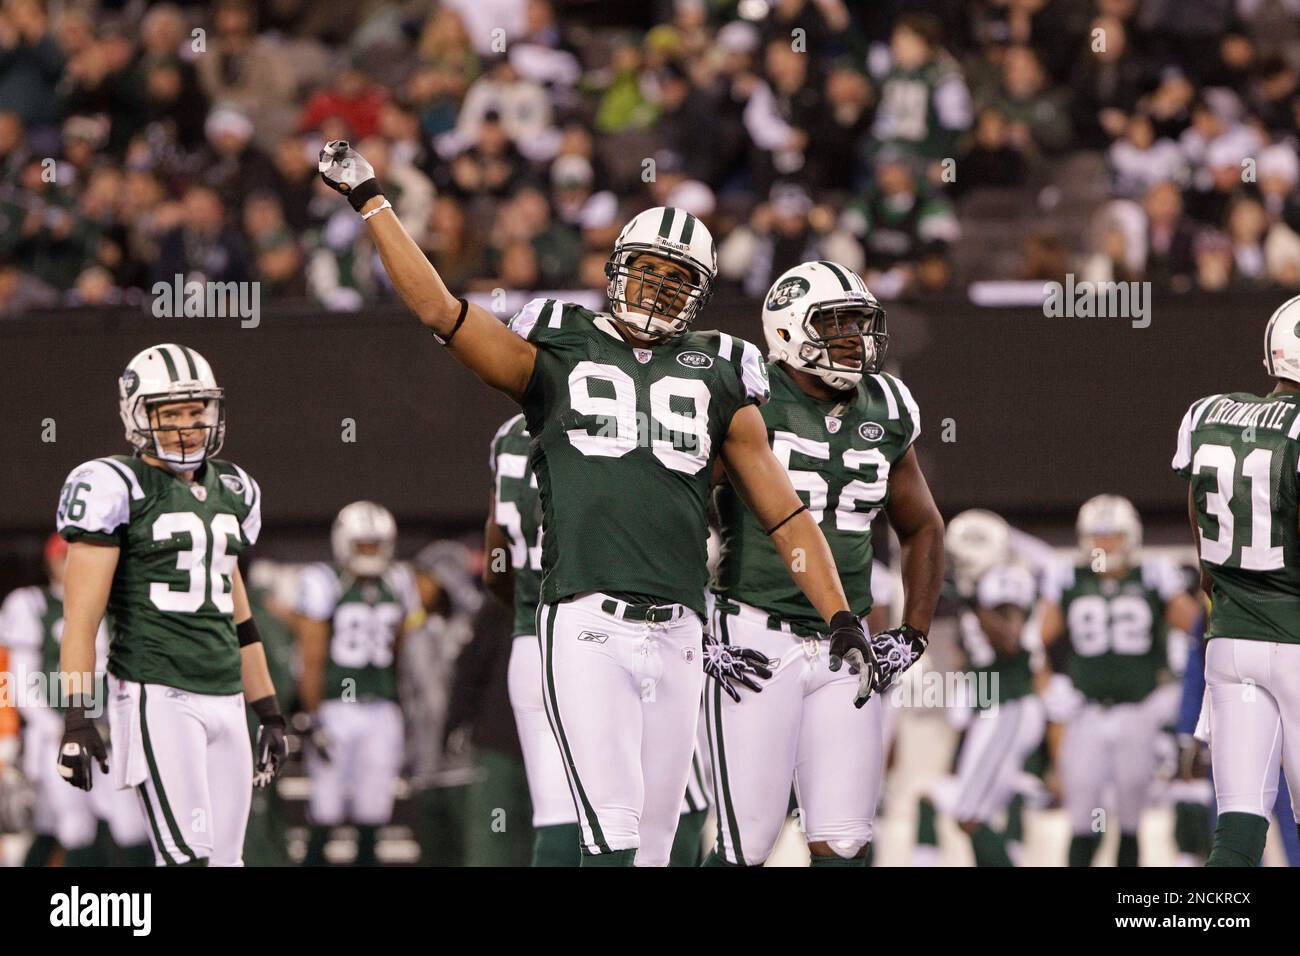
[762,260,888,392]
[1264,294,1300,384]
[118,343,225,473]
[1076,494,1141,571]
[332,501,398,578]
[604,206,717,342]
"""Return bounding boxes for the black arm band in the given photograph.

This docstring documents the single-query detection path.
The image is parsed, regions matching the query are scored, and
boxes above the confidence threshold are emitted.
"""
[250,695,283,723]
[236,618,262,647]
[433,297,470,347]
[765,504,808,536]
[346,177,384,212]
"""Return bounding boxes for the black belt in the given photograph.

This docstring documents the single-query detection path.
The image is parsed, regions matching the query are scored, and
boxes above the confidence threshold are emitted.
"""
[600,598,679,623]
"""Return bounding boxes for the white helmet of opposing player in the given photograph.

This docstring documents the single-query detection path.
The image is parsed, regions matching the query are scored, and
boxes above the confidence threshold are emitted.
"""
[118,343,225,473]
[605,206,716,341]
[946,509,1012,599]
[762,260,887,391]
[332,501,397,578]
[1076,494,1141,570]
[1264,294,1300,384]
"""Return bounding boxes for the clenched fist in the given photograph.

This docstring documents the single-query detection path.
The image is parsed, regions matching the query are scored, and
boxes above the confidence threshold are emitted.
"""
[318,140,383,212]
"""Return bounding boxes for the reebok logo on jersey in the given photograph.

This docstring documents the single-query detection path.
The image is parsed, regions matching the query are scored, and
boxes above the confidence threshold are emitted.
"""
[49,886,151,936]
[859,422,884,442]
[676,351,713,370]
[578,630,609,644]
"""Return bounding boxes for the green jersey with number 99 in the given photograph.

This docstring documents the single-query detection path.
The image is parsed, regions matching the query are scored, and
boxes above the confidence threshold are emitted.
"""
[1173,391,1300,643]
[55,454,262,695]
[509,298,769,616]
[713,363,919,632]
[489,413,543,637]
[1043,560,1183,704]
[296,562,417,702]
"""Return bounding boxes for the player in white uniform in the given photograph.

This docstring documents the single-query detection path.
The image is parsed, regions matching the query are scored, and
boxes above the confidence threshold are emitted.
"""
[54,344,286,867]
[1,535,149,865]
[296,501,417,866]
[1038,495,1200,866]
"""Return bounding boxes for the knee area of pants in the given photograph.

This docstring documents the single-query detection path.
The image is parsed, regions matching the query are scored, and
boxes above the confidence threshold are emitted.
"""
[806,824,873,858]
[808,837,869,859]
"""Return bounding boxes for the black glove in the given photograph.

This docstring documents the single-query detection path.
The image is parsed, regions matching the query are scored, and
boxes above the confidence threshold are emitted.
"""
[57,697,108,791]
[317,140,384,211]
[827,610,879,709]
[702,632,773,703]
[251,696,287,788]
[870,624,928,694]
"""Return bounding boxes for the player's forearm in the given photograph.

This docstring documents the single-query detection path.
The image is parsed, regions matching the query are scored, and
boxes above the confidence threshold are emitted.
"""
[770,511,852,622]
[361,197,462,332]
[897,521,944,633]
[240,642,277,704]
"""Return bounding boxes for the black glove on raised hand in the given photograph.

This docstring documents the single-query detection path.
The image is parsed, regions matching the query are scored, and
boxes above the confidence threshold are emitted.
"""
[317,140,384,211]
[702,632,774,703]
[870,624,928,694]
[251,696,287,788]
[57,697,107,791]
[827,610,879,709]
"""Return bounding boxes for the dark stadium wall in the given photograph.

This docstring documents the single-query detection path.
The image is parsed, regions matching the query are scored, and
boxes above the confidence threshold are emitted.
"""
[1,291,1271,544]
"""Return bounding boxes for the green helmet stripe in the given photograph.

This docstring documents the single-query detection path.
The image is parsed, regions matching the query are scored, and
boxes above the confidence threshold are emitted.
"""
[818,260,852,291]
[177,345,200,380]
[679,212,696,246]
[657,207,675,239]
[156,346,180,382]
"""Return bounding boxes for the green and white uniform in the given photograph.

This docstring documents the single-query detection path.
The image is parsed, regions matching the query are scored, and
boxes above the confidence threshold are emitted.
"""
[945,563,1046,825]
[1173,391,1300,819]
[706,364,917,864]
[510,297,767,863]
[0,586,145,851]
[56,454,262,866]
[492,413,580,832]
[870,57,972,161]
[1044,559,1186,837]
[296,562,417,826]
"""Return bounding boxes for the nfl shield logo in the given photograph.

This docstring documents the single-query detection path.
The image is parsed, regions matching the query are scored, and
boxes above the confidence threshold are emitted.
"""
[634,348,653,364]
[190,485,207,502]
[825,417,842,434]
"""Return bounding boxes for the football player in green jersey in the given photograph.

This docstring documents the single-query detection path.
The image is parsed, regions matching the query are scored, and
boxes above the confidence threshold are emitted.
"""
[54,344,286,866]
[1038,495,1200,867]
[1173,295,1300,866]
[320,141,877,866]
[1,534,149,865]
[296,501,418,866]
[705,261,943,866]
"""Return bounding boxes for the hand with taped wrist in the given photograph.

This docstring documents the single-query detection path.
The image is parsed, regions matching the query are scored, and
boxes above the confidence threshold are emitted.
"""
[318,140,385,213]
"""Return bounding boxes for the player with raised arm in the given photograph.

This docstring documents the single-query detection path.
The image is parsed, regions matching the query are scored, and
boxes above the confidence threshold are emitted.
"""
[54,344,286,866]
[319,141,878,866]
[1038,495,1200,867]
[704,261,944,866]
[1173,295,1300,867]
[295,501,418,867]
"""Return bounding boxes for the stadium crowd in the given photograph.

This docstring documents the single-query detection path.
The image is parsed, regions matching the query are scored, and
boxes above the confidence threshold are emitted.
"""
[0,0,1298,315]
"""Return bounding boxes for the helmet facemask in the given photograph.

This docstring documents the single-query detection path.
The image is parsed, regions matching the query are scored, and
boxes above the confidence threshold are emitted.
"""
[605,248,713,342]
[793,299,889,391]
[126,390,226,473]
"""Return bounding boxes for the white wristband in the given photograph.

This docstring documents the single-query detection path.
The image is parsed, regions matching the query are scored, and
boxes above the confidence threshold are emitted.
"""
[361,199,393,221]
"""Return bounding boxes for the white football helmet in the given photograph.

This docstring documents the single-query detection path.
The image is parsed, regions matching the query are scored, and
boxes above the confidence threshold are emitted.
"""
[946,509,1012,599]
[118,343,224,472]
[605,206,716,341]
[1076,494,1141,569]
[762,260,887,391]
[332,501,397,578]
[1264,294,1300,384]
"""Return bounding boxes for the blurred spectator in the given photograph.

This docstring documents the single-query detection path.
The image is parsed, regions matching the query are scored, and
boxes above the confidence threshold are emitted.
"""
[550,154,618,242]
[298,62,386,142]
[447,55,556,160]
[0,0,64,142]
[486,186,580,288]
[983,45,1072,155]
[1020,231,1069,282]
[269,134,322,232]
[0,254,57,314]
[153,183,251,285]
[243,191,304,299]
[806,62,874,193]
[719,182,863,297]
[0,110,28,181]
[1107,113,1186,199]
[1226,195,1269,285]
[592,36,657,135]
[1067,14,1151,150]
[202,106,276,211]
[870,13,972,163]
[67,264,128,306]
[445,111,528,200]
[1139,68,1196,142]
[952,106,1028,196]
[412,6,480,140]
[421,195,488,292]
[1194,229,1235,291]
[1143,181,1198,290]
[509,0,581,95]
[355,135,435,247]
[195,0,298,148]
[645,149,715,219]
[1251,56,1300,137]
